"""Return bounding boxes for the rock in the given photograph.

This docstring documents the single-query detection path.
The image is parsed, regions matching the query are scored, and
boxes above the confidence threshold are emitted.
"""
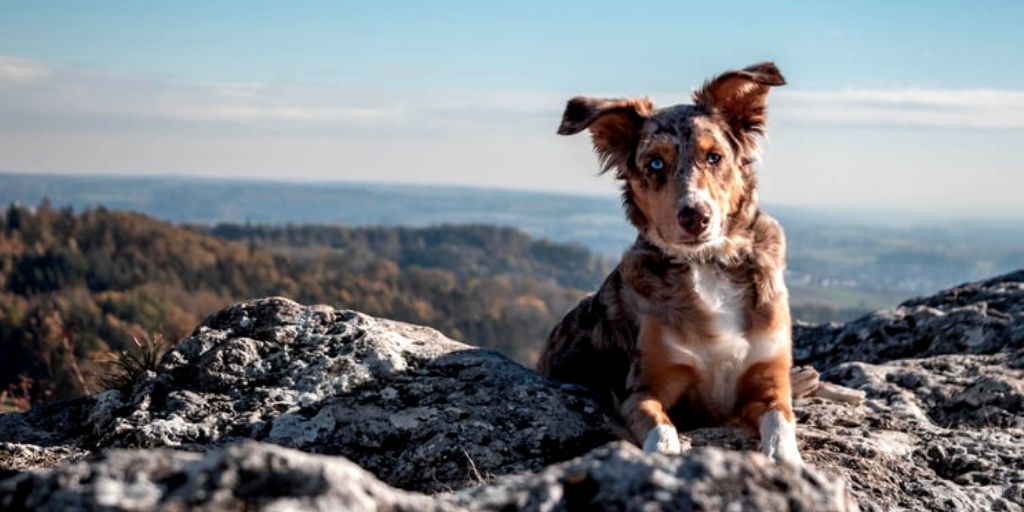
[0,395,98,478]
[0,441,452,512]
[793,270,1024,368]
[0,443,87,479]
[452,442,856,511]
[0,440,855,512]
[2,270,1024,510]
[792,354,1024,511]
[785,269,1024,511]
[0,298,613,493]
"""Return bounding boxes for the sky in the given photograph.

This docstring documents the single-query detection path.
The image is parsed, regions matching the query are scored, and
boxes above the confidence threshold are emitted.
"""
[1,1,1023,217]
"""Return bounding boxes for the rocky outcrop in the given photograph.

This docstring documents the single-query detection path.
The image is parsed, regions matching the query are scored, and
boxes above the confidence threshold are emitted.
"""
[1,441,450,512]
[1,299,612,492]
[0,441,856,512]
[793,270,1024,368]
[2,270,1023,511]
[787,270,1024,511]
[454,441,855,511]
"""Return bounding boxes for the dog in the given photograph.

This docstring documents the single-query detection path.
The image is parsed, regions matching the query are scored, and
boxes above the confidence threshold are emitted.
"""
[538,62,804,466]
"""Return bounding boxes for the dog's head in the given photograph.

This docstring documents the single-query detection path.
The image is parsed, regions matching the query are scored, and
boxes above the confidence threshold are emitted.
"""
[558,62,784,259]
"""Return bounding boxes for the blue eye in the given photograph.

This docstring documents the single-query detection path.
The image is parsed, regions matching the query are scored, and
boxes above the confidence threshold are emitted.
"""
[706,152,722,165]
[648,158,665,171]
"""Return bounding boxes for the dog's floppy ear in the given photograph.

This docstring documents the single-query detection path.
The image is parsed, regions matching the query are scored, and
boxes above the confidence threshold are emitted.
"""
[558,96,653,173]
[694,62,785,138]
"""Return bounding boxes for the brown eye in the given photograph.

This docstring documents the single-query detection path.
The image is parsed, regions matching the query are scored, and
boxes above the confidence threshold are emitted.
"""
[706,152,722,165]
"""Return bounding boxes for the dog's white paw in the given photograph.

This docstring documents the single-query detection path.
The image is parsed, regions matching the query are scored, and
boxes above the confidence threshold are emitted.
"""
[643,424,682,455]
[760,409,804,467]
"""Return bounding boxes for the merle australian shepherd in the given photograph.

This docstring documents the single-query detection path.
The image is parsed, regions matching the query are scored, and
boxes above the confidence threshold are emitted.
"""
[538,62,803,466]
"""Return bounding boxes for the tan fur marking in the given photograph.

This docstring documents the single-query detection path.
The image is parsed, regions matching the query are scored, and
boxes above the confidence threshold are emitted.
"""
[638,316,698,404]
[747,297,789,342]
[644,137,678,166]
[695,141,744,222]
[697,135,716,153]
[621,316,696,442]
[637,398,672,426]
[736,357,794,432]
[629,175,687,246]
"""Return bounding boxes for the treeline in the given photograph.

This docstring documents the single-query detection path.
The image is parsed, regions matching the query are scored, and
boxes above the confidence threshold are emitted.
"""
[0,202,608,405]
[205,223,606,291]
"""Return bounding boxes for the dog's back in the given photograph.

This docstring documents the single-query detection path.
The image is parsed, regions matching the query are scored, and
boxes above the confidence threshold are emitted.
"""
[539,267,637,401]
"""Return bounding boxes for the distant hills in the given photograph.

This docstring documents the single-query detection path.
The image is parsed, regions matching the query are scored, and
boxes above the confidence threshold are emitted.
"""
[2,171,1022,316]
[0,172,633,255]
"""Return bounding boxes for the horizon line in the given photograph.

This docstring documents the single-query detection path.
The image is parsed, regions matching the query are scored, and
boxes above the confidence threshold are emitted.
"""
[3,169,1024,226]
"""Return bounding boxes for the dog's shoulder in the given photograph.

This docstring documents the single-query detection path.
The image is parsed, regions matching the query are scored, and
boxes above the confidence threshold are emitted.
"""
[735,210,789,305]
[542,266,621,331]
[538,265,640,394]
[749,210,786,257]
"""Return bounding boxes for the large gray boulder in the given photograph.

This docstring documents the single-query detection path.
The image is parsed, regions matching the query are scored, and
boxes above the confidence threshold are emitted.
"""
[0,440,856,512]
[0,441,452,512]
[793,269,1024,368]
[454,441,856,511]
[787,270,1024,511]
[2,269,1023,510]
[0,298,613,493]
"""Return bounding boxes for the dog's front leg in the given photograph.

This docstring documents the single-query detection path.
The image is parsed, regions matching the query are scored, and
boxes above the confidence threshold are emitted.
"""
[621,387,689,454]
[625,317,694,454]
[737,358,803,467]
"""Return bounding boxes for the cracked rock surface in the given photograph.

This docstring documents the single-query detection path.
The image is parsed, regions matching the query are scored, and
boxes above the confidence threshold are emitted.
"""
[1,298,613,493]
[2,270,1023,510]
[0,440,855,512]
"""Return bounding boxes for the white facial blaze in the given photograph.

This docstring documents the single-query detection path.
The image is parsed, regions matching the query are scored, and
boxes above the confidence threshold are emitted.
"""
[686,186,722,241]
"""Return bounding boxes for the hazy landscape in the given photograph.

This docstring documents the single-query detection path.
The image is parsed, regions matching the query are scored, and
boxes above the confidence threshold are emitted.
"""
[1,171,1022,407]
[4,171,1022,309]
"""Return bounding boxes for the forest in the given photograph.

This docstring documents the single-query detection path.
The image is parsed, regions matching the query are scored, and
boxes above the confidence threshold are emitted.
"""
[4,198,978,410]
[0,202,607,407]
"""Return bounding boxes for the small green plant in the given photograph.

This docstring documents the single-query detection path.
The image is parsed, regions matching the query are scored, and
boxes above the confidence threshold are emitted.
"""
[98,333,168,394]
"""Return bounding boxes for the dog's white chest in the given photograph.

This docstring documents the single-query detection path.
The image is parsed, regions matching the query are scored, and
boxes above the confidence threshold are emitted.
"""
[692,265,745,340]
[661,265,752,417]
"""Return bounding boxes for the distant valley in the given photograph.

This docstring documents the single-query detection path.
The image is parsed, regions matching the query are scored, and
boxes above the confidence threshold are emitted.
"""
[3,171,1023,320]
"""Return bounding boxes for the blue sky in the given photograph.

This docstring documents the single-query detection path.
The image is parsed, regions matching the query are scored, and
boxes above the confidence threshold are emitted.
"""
[4,1,1023,89]
[1,1,1023,216]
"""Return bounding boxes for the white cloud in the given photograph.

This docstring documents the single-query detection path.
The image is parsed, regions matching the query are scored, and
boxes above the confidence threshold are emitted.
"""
[0,56,405,129]
[0,55,50,83]
[772,89,1024,129]
[162,102,403,124]
[2,53,1024,133]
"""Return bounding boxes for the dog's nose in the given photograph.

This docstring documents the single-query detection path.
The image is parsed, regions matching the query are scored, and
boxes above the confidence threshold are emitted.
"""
[677,206,711,236]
